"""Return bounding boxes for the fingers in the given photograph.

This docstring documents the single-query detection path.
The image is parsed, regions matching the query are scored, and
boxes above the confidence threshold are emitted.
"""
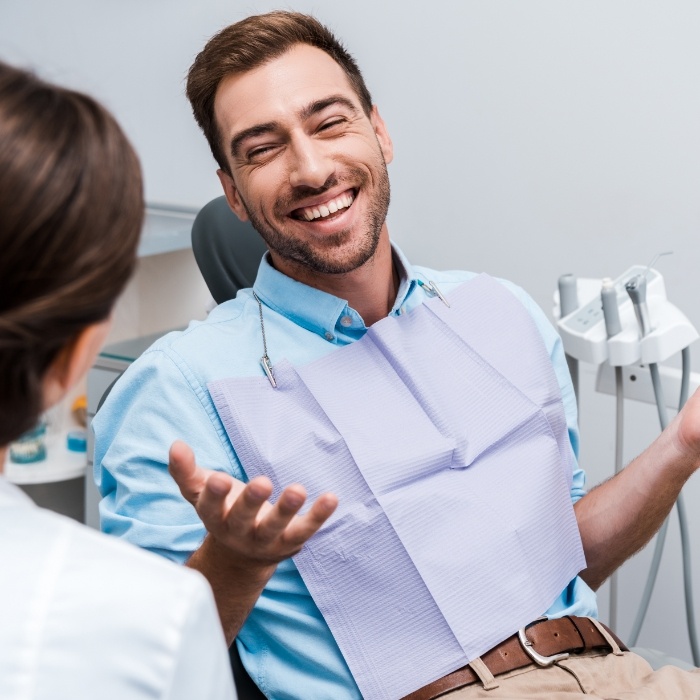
[169,441,339,563]
[198,474,269,534]
[216,481,337,559]
[169,440,244,519]
[254,484,308,544]
[282,492,338,548]
[168,440,204,504]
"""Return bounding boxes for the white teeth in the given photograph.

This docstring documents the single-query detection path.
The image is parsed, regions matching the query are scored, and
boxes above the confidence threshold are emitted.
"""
[297,192,354,221]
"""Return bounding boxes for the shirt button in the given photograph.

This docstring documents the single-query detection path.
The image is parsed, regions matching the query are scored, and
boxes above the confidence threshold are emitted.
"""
[325,331,335,341]
[340,315,352,327]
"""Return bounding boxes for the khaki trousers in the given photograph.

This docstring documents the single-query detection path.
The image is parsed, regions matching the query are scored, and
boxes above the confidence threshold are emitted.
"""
[447,650,700,699]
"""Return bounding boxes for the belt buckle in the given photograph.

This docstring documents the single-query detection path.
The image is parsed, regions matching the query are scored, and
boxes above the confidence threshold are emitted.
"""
[517,621,570,667]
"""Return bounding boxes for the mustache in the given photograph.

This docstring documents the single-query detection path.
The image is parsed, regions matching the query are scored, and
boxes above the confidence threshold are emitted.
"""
[276,168,367,214]
[286,175,339,205]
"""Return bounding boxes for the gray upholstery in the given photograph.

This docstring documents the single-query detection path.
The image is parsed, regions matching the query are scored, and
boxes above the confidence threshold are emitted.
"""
[191,196,267,304]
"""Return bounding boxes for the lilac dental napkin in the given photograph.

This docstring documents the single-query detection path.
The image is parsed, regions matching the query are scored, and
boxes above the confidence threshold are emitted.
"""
[209,274,585,700]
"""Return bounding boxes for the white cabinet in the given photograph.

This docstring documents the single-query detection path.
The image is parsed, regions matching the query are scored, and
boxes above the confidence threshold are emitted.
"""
[4,401,88,521]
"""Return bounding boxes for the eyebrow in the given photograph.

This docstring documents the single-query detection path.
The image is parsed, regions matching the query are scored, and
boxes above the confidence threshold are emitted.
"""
[230,122,278,160]
[299,95,358,121]
[229,95,360,160]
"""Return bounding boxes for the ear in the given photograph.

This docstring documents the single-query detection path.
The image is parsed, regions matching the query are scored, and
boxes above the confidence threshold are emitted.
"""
[370,105,393,165]
[217,169,250,222]
[42,320,112,410]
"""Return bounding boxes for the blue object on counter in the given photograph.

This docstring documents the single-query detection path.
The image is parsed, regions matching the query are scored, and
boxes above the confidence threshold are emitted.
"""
[9,421,47,463]
[66,429,87,453]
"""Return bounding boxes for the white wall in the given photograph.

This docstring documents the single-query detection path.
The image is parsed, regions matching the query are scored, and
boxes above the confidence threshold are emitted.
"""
[3,0,700,663]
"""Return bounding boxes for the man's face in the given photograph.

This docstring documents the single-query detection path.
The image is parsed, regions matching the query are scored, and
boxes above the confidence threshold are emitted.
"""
[214,44,393,281]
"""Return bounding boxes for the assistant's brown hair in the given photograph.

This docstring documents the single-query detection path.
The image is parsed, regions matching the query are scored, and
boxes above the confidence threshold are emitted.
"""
[186,10,373,174]
[0,62,143,446]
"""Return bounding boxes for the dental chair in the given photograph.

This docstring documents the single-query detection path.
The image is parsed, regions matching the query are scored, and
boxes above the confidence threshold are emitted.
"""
[191,196,267,305]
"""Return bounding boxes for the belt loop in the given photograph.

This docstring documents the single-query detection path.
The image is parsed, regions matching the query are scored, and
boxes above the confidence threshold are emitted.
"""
[467,657,500,691]
[587,617,624,656]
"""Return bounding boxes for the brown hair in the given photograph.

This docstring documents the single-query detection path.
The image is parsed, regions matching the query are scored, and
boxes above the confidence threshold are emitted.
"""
[186,10,373,174]
[0,62,143,446]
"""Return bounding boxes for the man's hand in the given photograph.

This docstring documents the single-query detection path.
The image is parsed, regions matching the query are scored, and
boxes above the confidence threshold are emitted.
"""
[576,387,700,591]
[168,440,337,643]
[670,387,700,474]
[168,440,338,568]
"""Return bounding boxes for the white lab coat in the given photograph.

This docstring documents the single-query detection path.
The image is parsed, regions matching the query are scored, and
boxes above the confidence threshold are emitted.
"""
[0,476,236,700]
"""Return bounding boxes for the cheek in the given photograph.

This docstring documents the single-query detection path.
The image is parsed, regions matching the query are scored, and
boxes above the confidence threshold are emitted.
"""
[245,165,287,208]
[340,139,388,172]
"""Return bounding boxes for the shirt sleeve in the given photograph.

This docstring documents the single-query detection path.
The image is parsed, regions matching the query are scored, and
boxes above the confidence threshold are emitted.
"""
[93,346,240,563]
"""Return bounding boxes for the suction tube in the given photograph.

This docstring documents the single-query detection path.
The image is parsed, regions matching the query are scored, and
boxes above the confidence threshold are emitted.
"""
[627,347,698,665]
[558,274,579,404]
[601,278,624,631]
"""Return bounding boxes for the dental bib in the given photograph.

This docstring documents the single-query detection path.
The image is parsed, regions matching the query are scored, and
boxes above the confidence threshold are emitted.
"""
[209,274,585,700]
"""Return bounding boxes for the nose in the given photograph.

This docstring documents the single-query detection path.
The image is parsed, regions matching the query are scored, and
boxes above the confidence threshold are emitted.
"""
[288,133,335,190]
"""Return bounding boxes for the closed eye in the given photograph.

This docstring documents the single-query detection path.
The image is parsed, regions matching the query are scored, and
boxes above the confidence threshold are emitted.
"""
[318,118,347,133]
[246,144,280,162]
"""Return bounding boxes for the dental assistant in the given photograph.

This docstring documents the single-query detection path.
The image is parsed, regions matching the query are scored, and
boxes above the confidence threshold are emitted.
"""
[96,11,700,699]
[0,62,235,700]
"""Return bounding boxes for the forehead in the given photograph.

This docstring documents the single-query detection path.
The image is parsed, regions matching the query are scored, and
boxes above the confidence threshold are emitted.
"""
[214,43,359,138]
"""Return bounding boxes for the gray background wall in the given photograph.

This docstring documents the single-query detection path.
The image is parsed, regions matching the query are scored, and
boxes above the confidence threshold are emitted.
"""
[3,0,700,664]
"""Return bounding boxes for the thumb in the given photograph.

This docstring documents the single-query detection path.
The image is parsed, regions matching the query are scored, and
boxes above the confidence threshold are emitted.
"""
[168,440,204,504]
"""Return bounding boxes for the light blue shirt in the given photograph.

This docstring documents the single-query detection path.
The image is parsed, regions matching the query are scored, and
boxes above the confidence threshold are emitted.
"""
[95,245,597,700]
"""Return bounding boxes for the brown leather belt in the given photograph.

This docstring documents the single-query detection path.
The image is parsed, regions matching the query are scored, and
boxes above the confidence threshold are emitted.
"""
[402,616,628,700]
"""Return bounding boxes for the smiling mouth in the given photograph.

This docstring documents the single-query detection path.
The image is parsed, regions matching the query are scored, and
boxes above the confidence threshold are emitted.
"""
[291,189,356,222]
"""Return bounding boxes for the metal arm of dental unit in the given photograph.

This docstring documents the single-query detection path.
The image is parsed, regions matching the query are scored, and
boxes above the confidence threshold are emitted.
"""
[553,263,699,664]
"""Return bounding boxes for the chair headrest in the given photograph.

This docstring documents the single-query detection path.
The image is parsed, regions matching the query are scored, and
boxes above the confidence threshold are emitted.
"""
[191,196,267,305]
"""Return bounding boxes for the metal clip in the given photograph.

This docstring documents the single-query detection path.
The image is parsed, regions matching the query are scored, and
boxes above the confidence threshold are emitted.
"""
[417,279,450,307]
[260,355,277,388]
[517,626,569,667]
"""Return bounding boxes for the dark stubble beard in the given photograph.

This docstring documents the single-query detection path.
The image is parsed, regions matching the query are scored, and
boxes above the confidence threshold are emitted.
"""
[240,159,391,275]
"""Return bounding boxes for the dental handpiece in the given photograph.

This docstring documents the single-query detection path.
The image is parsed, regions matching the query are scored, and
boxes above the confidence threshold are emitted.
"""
[558,273,578,317]
[625,273,652,337]
[600,278,622,338]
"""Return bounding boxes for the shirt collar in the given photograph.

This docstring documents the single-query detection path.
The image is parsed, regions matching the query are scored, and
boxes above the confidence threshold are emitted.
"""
[252,243,421,339]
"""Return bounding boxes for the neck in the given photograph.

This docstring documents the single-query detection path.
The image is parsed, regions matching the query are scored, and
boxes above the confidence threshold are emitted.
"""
[0,446,6,476]
[271,227,397,327]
